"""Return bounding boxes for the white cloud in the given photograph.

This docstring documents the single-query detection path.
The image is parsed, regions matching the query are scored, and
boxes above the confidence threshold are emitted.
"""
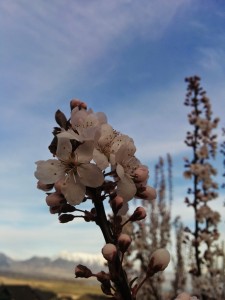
[1,0,225,263]
[0,0,193,106]
[1,220,105,260]
[198,47,225,73]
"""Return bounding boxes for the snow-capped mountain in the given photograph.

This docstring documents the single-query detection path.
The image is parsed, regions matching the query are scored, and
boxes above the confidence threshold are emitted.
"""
[0,251,106,280]
[57,250,105,265]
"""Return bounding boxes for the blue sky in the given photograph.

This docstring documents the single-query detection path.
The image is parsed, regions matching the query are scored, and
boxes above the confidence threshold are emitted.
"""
[0,0,225,261]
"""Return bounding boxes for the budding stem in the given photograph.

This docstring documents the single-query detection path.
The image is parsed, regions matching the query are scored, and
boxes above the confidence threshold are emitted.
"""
[92,188,133,300]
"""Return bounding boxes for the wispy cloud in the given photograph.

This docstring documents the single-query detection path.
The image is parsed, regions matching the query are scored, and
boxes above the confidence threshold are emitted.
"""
[0,0,193,106]
[1,0,225,260]
[1,220,105,260]
[198,47,225,73]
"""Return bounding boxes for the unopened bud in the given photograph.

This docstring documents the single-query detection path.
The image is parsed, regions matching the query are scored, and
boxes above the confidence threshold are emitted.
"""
[134,165,149,182]
[59,214,75,223]
[70,99,87,110]
[129,206,146,222]
[101,281,112,296]
[60,203,76,213]
[49,206,60,214]
[175,292,191,300]
[147,248,170,276]
[54,179,64,193]
[96,271,111,283]
[75,264,93,278]
[110,196,124,214]
[46,193,65,206]
[135,180,148,189]
[137,186,157,201]
[37,181,54,192]
[117,233,132,253]
[102,243,117,262]
[84,210,96,222]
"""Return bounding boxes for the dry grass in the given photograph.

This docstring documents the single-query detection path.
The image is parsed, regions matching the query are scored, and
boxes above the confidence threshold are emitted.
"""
[0,274,103,298]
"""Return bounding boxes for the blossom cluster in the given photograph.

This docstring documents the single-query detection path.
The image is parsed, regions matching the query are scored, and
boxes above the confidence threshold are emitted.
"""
[35,99,156,214]
[34,100,171,300]
[183,76,223,299]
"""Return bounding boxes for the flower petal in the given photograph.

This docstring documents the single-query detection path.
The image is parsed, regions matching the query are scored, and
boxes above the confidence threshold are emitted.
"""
[57,129,81,141]
[117,174,136,201]
[93,148,109,170]
[116,164,125,179]
[61,174,86,205]
[78,163,104,187]
[75,141,94,163]
[118,202,129,215]
[56,137,72,160]
[35,160,64,184]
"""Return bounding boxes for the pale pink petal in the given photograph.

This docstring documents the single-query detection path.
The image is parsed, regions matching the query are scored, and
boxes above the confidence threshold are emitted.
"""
[35,160,64,184]
[61,174,86,205]
[96,112,107,124]
[114,144,126,163]
[118,202,129,215]
[71,108,87,128]
[75,141,94,163]
[57,130,81,141]
[77,163,104,187]
[56,137,72,160]
[111,134,135,155]
[97,124,116,147]
[117,175,137,201]
[116,164,125,179]
[93,148,109,170]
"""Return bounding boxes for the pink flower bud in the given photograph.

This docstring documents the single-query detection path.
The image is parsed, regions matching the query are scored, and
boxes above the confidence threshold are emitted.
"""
[134,165,149,182]
[59,214,75,223]
[70,99,87,110]
[49,206,60,214]
[147,248,170,276]
[110,196,124,214]
[46,193,65,206]
[135,179,148,189]
[129,206,146,222]
[54,179,64,193]
[175,292,191,300]
[117,233,132,253]
[84,210,96,222]
[96,271,110,283]
[137,186,157,201]
[102,244,117,262]
[37,181,54,192]
[75,264,93,278]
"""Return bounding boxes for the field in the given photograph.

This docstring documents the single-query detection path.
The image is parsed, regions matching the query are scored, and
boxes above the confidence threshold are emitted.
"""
[0,274,104,299]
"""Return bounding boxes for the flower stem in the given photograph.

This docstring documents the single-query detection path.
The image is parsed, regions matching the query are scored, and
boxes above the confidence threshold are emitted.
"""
[92,188,133,300]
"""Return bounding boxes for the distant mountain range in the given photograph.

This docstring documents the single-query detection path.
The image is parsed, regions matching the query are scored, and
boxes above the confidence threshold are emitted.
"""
[0,252,106,280]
